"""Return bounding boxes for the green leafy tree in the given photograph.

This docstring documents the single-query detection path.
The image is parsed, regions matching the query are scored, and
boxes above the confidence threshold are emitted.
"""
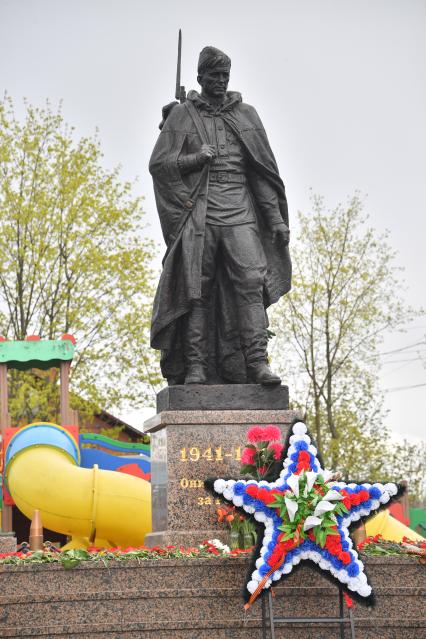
[270,194,422,498]
[0,96,161,424]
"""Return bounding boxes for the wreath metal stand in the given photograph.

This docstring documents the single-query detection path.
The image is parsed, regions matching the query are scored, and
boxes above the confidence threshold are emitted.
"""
[261,583,356,639]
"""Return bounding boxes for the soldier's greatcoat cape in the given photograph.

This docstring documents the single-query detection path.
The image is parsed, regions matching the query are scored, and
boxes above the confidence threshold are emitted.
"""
[149,91,291,382]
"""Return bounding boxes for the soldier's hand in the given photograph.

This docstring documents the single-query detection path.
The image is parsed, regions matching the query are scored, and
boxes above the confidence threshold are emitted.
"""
[197,144,216,165]
[271,223,290,245]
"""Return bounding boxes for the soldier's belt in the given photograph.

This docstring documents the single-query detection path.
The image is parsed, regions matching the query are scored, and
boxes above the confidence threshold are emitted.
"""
[209,172,246,184]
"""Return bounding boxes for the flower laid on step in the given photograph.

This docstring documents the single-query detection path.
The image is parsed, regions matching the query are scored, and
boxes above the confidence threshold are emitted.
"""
[0,542,254,568]
[208,420,404,609]
[202,539,231,555]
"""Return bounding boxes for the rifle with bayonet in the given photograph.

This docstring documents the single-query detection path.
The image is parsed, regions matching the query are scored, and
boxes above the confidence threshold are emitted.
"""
[159,29,186,129]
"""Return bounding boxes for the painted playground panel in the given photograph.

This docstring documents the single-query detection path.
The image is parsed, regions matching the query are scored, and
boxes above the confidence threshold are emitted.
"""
[79,432,151,479]
[0,339,75,371]
[80,432,151,455]
[80,447,151,478]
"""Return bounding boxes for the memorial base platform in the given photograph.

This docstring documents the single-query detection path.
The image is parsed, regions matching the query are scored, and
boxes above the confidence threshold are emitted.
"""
[0,556,424,638]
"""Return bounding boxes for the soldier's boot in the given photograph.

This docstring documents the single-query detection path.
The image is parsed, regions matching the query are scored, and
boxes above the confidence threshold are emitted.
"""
[184,306,208,384]
[239,303,281,386]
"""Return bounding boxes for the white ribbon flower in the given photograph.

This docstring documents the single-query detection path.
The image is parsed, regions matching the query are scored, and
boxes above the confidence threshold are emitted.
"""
[314,500,335,517]
[305,471,317,491]
[323,489,343,501]
[287,473,300,497]
[285,495,299,522]
[303,515,322,531]
[322,469,333,483]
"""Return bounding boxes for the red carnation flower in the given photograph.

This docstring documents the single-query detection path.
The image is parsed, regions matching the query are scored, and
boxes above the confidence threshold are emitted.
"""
[339,551,351,565]
[246,485,259,498]
[241,447,256,464]
[297,458,310,473]
[247,424,281,443]
[343,497,351,510]
[262,425,282,442]
[268,442,283,460]
[246,425,268,443]
[298,450,310,462]
[325,533,341,553]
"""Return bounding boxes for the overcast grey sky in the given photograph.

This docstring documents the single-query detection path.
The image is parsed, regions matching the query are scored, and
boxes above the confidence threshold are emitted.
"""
[1,0,425,439]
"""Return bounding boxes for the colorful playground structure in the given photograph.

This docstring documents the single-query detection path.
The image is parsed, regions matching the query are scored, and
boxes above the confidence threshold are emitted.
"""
[0,336,152,548]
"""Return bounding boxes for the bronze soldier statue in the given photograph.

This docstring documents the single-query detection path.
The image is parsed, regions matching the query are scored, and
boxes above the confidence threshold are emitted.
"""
[149,45,291,386]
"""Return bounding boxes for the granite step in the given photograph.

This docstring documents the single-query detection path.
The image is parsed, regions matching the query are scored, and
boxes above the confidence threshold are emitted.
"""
[0,555,421,596]
[0,618,425,639]
[0,585,424,626]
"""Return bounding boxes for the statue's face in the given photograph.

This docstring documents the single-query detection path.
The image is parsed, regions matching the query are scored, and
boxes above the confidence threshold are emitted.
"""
[198,68,230,99]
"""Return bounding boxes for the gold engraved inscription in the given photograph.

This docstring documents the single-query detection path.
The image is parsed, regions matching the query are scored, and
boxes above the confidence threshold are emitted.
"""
[178,478,222,507]
[179,478,204,489]
[179,446,241,463]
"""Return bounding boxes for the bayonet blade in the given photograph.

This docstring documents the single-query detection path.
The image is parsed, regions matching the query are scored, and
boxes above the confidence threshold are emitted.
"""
[175,29,182,101]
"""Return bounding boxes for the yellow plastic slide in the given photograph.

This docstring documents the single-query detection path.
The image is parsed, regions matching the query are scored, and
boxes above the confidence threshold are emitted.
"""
[365,508,424,543]
[5,423,151,548]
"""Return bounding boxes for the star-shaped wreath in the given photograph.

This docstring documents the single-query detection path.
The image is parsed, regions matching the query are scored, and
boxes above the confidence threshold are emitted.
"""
[207,420,403,608]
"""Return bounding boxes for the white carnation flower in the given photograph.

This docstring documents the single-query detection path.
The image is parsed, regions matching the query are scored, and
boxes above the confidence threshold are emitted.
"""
[254,511,267,522]
[213,479,226,493]
[247,580,259,594]
[292,422,307,435]
[384,482,398,496]
[359,584,372,597]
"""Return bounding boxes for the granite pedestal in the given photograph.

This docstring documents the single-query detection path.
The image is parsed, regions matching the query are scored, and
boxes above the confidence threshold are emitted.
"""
[144,384,298,547]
